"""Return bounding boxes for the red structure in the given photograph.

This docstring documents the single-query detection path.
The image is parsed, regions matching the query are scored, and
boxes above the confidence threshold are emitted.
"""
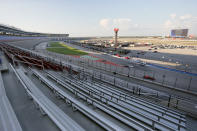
[0,44,69,72]
[114,28,119,47]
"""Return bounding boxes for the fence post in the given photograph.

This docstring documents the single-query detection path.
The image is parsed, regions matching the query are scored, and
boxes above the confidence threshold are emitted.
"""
[132,86,135,94]
[175,99,179,109]
[162,75,166,85]
[174,77,177,87]
[153,71,155,78]
[187,77,192,90]
[167,95,171,107]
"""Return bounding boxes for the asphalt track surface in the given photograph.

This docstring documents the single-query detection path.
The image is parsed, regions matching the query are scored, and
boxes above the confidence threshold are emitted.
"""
[147,63,197,77]
[4,39,48,49]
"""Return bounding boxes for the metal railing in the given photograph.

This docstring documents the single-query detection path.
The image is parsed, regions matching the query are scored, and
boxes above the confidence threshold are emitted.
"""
[42,50,197,93]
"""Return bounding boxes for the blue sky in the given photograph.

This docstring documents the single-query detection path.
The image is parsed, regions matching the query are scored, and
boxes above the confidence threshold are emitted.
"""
[0,0,197,36]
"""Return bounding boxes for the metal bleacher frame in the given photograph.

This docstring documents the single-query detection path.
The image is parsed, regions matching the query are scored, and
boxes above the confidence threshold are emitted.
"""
[48,70,187,131]
[31,68,185,131]
[11,65,85,131]
[31,68,126,131]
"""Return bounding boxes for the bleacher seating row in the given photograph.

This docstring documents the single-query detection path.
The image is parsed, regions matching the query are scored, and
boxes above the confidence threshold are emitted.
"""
[48,70,186,131]
[11,66,85,131]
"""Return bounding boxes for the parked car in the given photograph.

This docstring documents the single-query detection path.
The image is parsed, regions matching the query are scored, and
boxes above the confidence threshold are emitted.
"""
[139,61,146,66]
[143,75,155,80]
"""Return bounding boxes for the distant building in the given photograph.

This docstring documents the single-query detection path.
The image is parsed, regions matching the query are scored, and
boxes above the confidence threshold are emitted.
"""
[171,29,188,38]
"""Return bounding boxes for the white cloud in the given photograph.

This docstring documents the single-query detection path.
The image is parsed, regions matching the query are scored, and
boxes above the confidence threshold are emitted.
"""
[113,18,132,30]
[99,14,197,36]
[164,14,197,35]
[99,18,138,31]
[165,14,196,29]
[170,13,176,19]
[179,14,192,20]
[99,18,111,29]
[164,20,172,28]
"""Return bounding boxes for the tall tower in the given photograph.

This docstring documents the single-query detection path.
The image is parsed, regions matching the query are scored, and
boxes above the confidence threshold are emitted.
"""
[114,28,119,47]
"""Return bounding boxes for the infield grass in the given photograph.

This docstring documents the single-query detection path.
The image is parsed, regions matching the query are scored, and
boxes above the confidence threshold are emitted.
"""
[47,42,88,55]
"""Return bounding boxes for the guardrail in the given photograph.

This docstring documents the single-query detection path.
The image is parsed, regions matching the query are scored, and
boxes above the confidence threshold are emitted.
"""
[0,72,23,131]
[51,71,186,131]
[11,65,84,131]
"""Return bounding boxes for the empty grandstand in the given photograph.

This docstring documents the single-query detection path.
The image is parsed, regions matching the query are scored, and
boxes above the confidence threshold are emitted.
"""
[0,24,69,37]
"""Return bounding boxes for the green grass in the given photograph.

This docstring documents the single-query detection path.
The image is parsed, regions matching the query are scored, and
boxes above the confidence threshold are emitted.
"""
[47,42,88,55]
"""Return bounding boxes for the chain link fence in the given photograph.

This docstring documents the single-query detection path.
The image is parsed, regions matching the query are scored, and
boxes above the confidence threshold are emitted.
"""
[40,50,197,93]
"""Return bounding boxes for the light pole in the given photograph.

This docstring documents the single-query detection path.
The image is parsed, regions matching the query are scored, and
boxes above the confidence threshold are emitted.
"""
[185,64,188,72]
[176,61,179,69]
[162,56,165,64]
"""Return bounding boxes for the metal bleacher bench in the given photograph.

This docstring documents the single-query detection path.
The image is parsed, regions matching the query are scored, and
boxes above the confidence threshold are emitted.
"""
[56,71,187,131]
[11,65,85,131]
[31,68,125,131]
